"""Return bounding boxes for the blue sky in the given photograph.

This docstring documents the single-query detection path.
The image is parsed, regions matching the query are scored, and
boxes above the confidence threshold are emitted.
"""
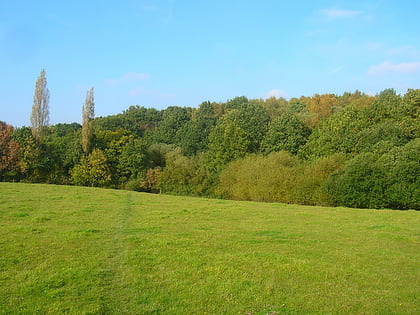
[1,0,419,127]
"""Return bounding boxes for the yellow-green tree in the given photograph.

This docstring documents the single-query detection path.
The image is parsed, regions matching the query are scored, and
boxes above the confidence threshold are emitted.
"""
[71,149,111,187]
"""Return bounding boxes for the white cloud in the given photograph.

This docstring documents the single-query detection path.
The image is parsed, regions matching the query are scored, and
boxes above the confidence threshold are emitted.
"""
[264,89,288,99]
[368,61,420,75]
[106,72,150,86]
[321,8,362,19]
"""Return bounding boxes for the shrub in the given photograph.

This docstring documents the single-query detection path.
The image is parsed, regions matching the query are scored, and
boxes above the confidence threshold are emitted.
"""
[294,154,347,205]
[379,138,420,210]
[218,151,301,203]
[71,149,112,187]
[325,153,387,209]
[158,149,202,195]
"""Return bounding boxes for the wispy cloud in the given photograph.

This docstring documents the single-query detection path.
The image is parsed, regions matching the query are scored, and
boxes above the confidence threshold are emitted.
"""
[321,8,362,19]
[329,66,345,74]
[140,1,174,27]
[387,46,420,58]
[368,61,420,75]
[106,72,150,86]
[264,89,288,99]
[141,4,159,12]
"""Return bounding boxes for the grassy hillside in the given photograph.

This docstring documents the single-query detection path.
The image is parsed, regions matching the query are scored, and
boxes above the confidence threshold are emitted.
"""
[0,183,419,314]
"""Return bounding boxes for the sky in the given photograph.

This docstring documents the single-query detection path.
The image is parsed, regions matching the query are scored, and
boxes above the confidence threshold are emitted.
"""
[1,0,419,127]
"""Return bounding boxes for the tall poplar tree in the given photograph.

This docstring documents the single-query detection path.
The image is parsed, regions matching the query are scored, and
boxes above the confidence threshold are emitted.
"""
[82,87,95,155]
[30,69,50,143]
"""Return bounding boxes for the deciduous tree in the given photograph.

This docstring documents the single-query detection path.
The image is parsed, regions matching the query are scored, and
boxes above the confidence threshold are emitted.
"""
[262,112,311,155]
[71,149,111,187]
[0,121,21,179]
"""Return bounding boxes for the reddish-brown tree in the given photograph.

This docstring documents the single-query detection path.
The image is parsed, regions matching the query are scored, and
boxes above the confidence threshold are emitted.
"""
[0,122,21,176]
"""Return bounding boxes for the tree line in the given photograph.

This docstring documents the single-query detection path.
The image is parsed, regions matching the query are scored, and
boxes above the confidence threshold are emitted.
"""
[1,70,419,210]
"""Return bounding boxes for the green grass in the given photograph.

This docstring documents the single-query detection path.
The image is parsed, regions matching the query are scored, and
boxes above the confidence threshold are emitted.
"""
[0,183,419,314]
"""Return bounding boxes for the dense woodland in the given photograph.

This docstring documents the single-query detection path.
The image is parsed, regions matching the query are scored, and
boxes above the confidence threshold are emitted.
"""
[1,79,419,210]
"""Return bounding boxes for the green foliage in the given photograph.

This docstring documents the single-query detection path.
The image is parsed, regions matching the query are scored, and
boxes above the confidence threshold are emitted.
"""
[44,124,83,184]
[299,106,369,159]
[258,96,288,118]
[338,90,375,110]
[118,138,149,182]
[147,143,175,168]
[218,151,302,202]
[205,102,270,172]
[206,118,250,172]
[94,106,162,137]
[152,106,192,145]
[379,138,420,210]
[71,149,111,187]
[261,112,311,155]
[11,127,33,175]
[294,154,347,205]
[227,102,270,153]
[4,89,419,210]
[12,127,52,183]
[355,120,413,153]
[363,88,403,123]
[326,139,420,210]
[94,128,135,186]
[402,88,420,119]
[218,152,347,206]
[326,153,387,209]
[224,95,249,110]
[177,102,219,155]
[158,149,201,195]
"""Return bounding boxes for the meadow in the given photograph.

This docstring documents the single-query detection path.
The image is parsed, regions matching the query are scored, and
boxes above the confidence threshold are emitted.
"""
[0,182,419,314]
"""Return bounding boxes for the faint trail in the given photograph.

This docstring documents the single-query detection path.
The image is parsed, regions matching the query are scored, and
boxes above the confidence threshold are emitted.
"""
[97,191,137,314]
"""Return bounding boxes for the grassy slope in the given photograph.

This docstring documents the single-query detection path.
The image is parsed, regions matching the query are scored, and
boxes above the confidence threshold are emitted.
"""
[0,183,419,315]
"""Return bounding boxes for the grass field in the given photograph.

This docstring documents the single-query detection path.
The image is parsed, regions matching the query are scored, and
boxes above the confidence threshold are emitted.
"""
[0,183,419,314]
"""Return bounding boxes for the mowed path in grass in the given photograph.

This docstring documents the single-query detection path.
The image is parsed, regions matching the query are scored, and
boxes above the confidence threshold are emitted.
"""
[0,183,419,314]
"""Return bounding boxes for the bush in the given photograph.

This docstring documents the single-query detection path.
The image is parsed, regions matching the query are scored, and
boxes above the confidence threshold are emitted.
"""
[158,149,203,196]
[139,168,162,193]
[294,154,347,205]
[326,153,387,209]
[218,151,301,203]
[379,138,420,210]
[71,149,112,187]
[326,139,420,210]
